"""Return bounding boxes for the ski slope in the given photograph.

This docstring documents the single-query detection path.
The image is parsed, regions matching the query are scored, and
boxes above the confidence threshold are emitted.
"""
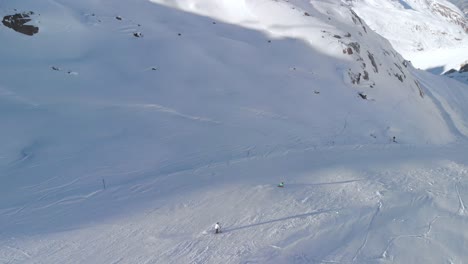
[1,0,468,263]
[3,144,468,263]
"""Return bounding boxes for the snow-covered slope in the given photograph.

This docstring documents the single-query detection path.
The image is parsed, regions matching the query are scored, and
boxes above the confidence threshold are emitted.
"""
[2,0,468,263]
[152,0,468,144]
[350,0,468,72]
[449,0,468,16]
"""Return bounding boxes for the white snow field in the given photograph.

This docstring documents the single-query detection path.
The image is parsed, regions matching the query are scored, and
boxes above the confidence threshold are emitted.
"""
[1,0,468,263]
[351,0,468,72]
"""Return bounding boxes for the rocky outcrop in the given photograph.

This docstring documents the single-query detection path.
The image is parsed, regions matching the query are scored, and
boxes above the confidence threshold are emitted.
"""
[447,0,468,17]
[2,12,39,36]
[430,2,468,32]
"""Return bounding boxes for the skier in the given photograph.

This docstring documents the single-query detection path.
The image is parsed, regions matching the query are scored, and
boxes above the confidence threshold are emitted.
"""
[278,182,284,188]
[214,222,221,234]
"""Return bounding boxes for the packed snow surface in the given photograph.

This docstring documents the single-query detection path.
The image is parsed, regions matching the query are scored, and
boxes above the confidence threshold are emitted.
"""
[1,0,468,263]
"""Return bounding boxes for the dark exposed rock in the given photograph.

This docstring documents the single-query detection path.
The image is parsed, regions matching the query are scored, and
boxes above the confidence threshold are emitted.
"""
[304,12,310,16]
[348,42,360,54]
[460,63,468,72]
[2,12,39,36]
[445,68,457,75]
[333,34,341,39]
[349,71,361,84]
[133,32,143,37]
[444,69,458,75]
[393,63,406,79]
[116,16,122,20]
[414,80,424,98]
[367,51,378,73]
[350,9,363,25]
[402,60,411,68]
[394,73,404,82]
[363,70,369,80]
[343,47,353,54]
[358,92,367,100]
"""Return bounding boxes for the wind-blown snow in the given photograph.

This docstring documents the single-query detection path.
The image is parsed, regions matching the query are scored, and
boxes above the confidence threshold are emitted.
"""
[1,0,468,263]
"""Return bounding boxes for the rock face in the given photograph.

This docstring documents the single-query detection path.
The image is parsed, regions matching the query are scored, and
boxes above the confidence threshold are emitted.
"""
[345,0,467,73]
[461,63,468,72]
[448,0,468,17]
[2,12,39,36]
[431,1,468,32]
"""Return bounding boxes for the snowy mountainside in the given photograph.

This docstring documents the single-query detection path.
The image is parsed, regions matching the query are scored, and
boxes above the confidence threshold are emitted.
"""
[152,0,465,143]
[2,0,468,263]
[349,0,468,71]
[449,0,468,16]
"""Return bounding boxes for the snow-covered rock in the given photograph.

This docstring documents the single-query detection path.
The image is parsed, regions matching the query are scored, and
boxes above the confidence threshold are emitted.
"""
[349,0,468,72]
[449,0,468,16]
[445,61,468,83]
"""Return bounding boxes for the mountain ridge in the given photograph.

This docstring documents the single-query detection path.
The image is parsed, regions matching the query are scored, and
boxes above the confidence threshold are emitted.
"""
[349,0,468,72]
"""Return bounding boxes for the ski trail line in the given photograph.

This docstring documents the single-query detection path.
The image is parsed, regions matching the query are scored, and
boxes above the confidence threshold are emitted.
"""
[352,201,382,262]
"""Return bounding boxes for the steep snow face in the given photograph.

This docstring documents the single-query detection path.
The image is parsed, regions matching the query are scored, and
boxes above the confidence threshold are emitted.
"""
[150,0,466,144]
[349,0,468,71]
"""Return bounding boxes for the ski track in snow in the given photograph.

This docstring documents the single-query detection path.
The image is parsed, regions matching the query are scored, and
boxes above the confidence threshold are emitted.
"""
[125,103,222,125]
[352,201,382,262]
[455,183,466,215]
[380,215,443,260]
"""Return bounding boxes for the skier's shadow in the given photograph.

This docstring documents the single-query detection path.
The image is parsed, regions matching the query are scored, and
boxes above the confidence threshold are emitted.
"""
[223,208,340,233]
